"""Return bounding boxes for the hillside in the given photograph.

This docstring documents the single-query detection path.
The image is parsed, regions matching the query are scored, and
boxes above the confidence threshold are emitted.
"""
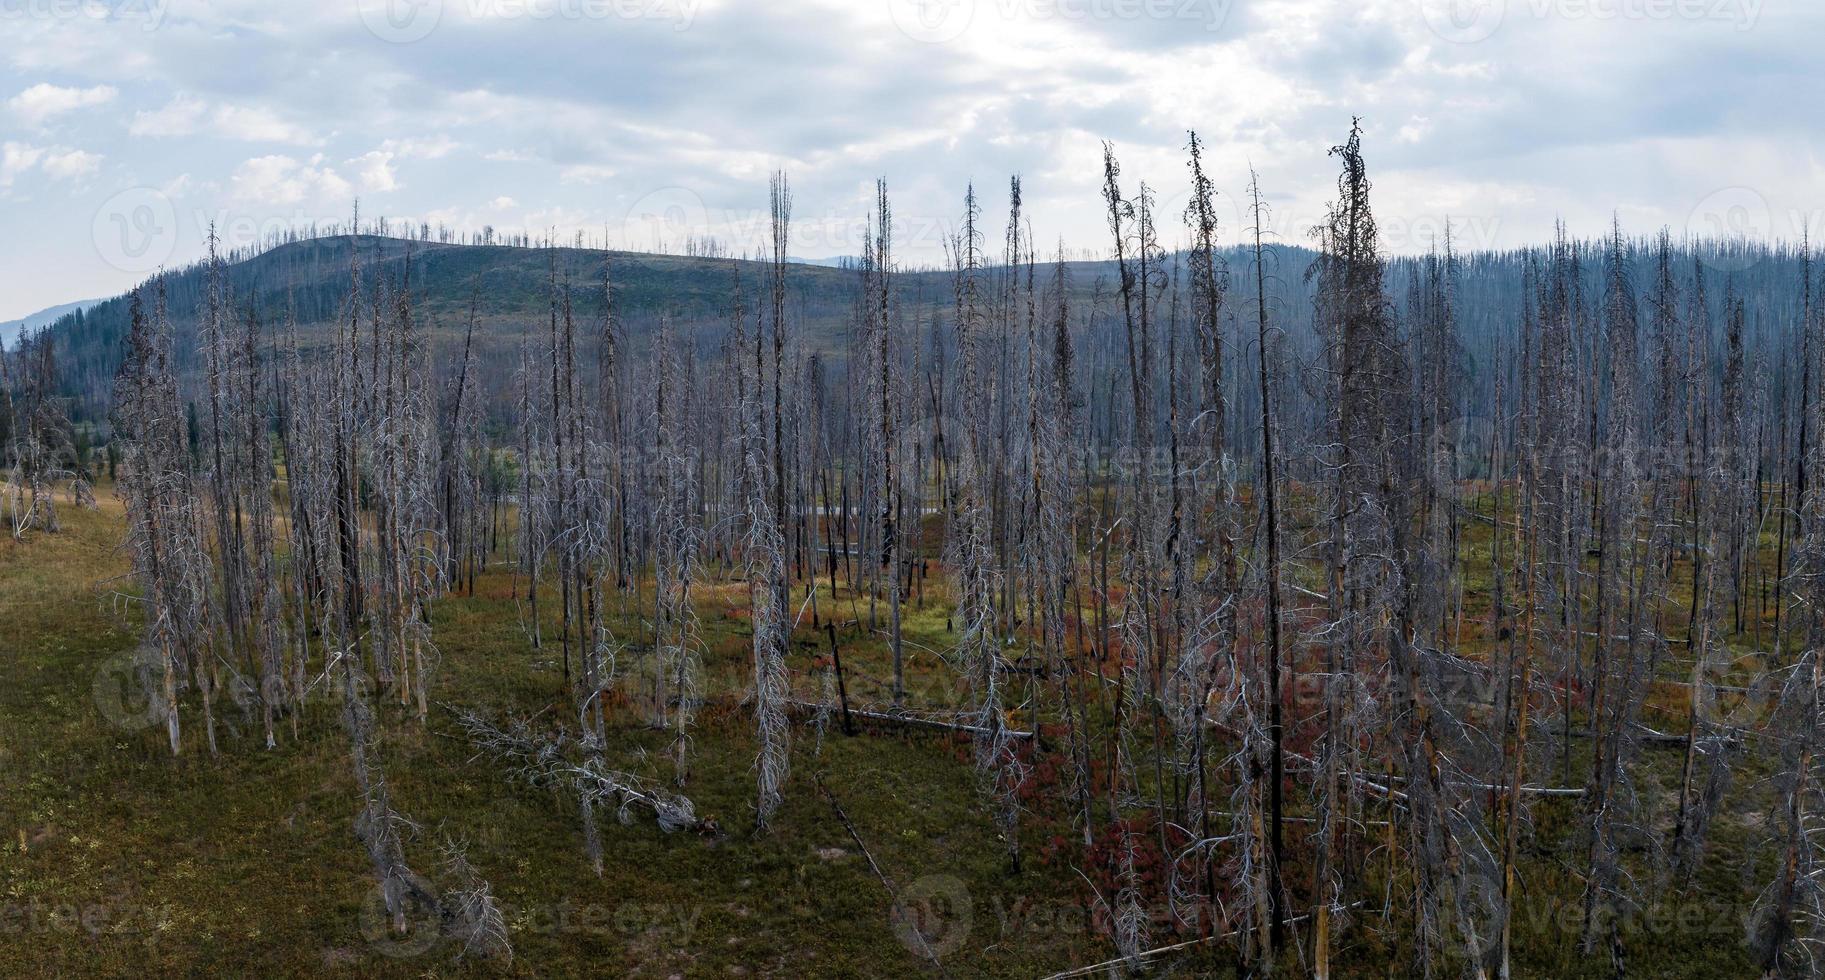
[25,231,1818,448]
[2,298,103,346]
[33,234,1326,427]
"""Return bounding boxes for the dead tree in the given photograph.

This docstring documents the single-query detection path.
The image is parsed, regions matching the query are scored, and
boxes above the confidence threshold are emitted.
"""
[652,319,703,784]
[1307,120,1401,978]
[114,282,212,756]
[1674,271,1742,881]
[1247,166,1291,964]
[1580,221,1652,964]
[1100,146,1157,963]
[741,182,796,830]
[866,179,908,707]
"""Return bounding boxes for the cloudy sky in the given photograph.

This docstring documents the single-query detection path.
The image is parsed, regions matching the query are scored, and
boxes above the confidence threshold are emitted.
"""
[0,0,1816,321]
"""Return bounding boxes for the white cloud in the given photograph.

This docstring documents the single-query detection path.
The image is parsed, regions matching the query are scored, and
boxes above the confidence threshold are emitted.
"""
[130,94,208,137]
[213,105,318,146]
[350,150,398,193]
[382,135,460,160]
[7,83,116,125]
[0,142,97,186]
[559,164,617,184]
[40,148,101,181]
[132,97,321,146]
[229,154,352,208]
[0,0,1822,322]
[0,142,44,187]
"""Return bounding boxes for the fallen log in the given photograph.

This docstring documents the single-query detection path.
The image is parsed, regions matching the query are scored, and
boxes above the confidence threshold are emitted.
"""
[1037,902,1366,979]
[784,699,1034,739]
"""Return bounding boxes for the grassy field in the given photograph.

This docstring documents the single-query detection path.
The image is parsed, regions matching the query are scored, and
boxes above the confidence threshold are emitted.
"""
[0,492,1138,978]
[0,486,1784,977]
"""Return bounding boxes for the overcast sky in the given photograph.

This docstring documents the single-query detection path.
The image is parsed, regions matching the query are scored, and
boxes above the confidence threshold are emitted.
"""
[0,0,1816,321]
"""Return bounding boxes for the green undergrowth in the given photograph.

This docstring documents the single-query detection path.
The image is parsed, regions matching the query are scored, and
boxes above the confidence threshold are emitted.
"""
[0,487,1787,977]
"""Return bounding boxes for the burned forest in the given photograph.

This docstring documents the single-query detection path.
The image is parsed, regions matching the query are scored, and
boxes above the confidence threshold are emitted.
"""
[6,115,1825,978]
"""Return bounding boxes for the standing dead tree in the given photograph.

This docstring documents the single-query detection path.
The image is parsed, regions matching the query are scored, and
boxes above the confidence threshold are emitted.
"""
[867,179,908,707]
[1307,120,1400,979]
[1756,419,1825,975]
[1245,165,1291,965]
[114,281,212,756]
[1099,146,1156,963]
[1580,220,1654,966]
[440,297,487,597]
[1166,129,1245,947]
[0,336,14,531]
[651,319,704,784]
[195,232,290,749]
[1674,268,1742,882]
[739,174,796,831]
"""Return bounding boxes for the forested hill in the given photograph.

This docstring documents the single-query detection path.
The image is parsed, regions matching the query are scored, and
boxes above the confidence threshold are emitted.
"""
[34,233,1320,426]
[27,231,1819,437]
[45,235,877,423]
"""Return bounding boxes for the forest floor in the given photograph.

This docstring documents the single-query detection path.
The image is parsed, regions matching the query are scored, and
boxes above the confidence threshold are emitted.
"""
[0,487,1783,977]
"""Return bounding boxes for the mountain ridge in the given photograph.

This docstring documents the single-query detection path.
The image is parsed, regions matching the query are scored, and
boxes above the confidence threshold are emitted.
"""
[31,234,1323,423]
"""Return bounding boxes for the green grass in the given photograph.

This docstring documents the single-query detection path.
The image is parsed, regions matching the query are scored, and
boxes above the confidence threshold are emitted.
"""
[0,495,1127,978]
[0,485,1788,978]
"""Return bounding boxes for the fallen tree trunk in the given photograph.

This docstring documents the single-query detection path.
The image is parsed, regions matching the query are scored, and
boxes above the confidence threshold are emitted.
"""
[784,699,1034,739]
[1038,902,1367,979]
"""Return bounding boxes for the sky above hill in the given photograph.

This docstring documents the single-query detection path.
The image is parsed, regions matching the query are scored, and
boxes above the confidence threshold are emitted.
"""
[0,0,1817,321]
